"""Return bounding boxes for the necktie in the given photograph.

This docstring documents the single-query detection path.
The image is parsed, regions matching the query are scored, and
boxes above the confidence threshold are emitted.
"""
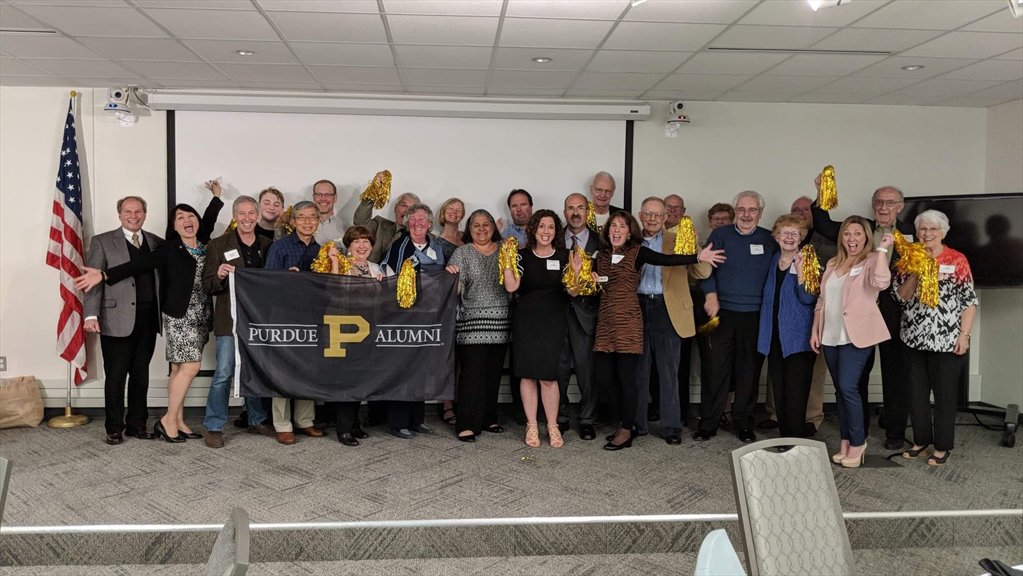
[571,235,578,251]
[131,233,141,248]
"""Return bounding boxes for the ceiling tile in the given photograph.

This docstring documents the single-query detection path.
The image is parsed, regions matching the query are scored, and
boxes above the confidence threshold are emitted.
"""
[0,5,49,29]
[709,25,837,50]
[386,15,498,46]
[0,57,53,76]
[0,35,105,59]
[409,85,485,95]
[653,73,751,91]
[489,69,575,88]
[0,75,69,86]
[896,77,1003,98]
[995,48,1023,60]
[504,0,625,20]
[642,89,725,101]
[78,37,199,61]
[765,53,886,76]
[810,28,944,53]
[134,0,256,9]
[491,47,592,70]
[962,11,1023,34]
[258,1,379,12]
[937,95,1017,107]
[903,32,1023,59]
[739,0,887,27]
[5,0,128,6]
[498,18,614,49]
[322,83,404,92]
[384,0,503,17]
[145,78,237,88]
[13,6,168,37]
[290,42,394,66]
[939,59,1023,81]
[217,62,316,82]
[851,56,981,79]
[269,12,387,43]
[400,67,486,86]
[572,71,662,90]
[790,92,870,104]
[677,51,789,75]
[625,0,756,24]
[852,0,1005,31]
[864,91,952,106]
[963,79,1023,99]
[586,50,691,73]
[146,9,280,40]
[23,57,139,77]
[720,90,803,103]
[813,76,921,95]
[564,88,645,97]
[603,22,726,51]
[183,39,298,64]
[117,60,227,80]
[485,86,566,96]
[307,65,401,84]
[735,74,841,93]
[237,80,321,90]
[394,45,491,68]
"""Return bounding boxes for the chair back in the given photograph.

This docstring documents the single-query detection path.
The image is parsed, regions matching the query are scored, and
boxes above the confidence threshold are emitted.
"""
[730,438,855,576]
[206,507,250,576]
[0,457,11,524]
[694,528,747,576]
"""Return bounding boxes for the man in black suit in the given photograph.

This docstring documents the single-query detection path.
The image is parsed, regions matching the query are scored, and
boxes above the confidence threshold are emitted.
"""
[557,193,603,440]
[83,196,162,445]
[589,171,623,234]
[812,184,916,451]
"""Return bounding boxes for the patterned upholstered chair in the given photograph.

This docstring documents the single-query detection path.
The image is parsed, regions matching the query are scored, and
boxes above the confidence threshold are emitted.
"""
[730,438,855,576]
[0,457,11,524]
[206,507,250,576]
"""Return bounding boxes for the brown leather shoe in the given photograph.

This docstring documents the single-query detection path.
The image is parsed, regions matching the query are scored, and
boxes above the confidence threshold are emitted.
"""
[276,431,296,445]
[205,431,224,449]
[247,423,275,437]
[296,426,325,437]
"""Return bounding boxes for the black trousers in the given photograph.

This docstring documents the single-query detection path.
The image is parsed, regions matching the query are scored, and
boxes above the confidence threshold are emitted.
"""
[456,343,507,435]
[556,309,595,426]
[767,338,816,439]
[100,302,158,434]
[906,347,964,451]
[329,402,360,435]
[595,351,640,430]
[699,309,764,433]
[877,291,909,442]
[677,336,693,422]
[387,401,425,431]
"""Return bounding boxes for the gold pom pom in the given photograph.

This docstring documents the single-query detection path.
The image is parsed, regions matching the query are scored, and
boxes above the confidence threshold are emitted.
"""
[894,231,939,308]
[696,316,720,335]
[310,241,334,274]
[562,245,598,296]
[586,201,597,231]
[672,216,698,255]
[277,205,295,236]
[360,170,392,210]
[498,236,521,285]
[800,244,821,296]
[818,165,838,211]
[225,219,238,233]
[396,258,417,309]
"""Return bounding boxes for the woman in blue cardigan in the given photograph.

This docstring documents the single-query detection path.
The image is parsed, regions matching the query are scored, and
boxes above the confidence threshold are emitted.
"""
[757,214,818,439]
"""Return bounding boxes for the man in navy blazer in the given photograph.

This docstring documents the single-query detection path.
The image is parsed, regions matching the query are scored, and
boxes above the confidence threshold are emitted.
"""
[83,196,162,445]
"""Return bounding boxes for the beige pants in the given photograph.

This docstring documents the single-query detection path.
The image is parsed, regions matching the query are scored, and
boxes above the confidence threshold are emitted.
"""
[764,353,826,428]
[271,398,315,432]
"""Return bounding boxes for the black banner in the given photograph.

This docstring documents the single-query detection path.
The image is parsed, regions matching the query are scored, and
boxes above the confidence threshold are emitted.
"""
[232,268,457,402]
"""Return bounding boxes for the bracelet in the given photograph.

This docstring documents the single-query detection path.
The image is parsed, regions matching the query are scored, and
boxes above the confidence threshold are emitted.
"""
[876,247,888,254]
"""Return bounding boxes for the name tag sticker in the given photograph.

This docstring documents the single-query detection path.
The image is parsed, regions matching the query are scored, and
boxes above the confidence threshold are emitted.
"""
[611,254,625,264]
[597,275,609,283]
[546,259,560,271]
[904,234,914,243]
[750,244,764,255]
[224,249,240,261]
[939,264,956,275]
[850,266,864,276]
[788,264,798,275]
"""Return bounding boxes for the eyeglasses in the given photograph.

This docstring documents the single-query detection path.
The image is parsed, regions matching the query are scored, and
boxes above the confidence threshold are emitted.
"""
[665,206,684,213]
[777,231,801,238]
[735,208,760,215]
[872,200,901,208]
[640,211,665,219]
[313,192,336,199]
[295,215,318,223]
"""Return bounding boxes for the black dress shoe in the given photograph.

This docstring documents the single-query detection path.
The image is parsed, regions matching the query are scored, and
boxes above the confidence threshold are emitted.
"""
[234,410,249,428]
[579,424,596,441]
[352,428,369,440]
[801,423,818,438]
[884,438,905,451]
[603,436,633,451]
[154,421,186,444]
[124,428,154,440]
[664,434,682,445]
[737,429,757,443]
[338,433,360,447]
[105,431,124,445]
[692,430,716,441]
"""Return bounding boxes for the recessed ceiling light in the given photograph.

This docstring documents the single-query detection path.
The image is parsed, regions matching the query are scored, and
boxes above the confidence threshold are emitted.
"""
[901,65,925,71]
[236,50,255,56]
[532,56,553,64]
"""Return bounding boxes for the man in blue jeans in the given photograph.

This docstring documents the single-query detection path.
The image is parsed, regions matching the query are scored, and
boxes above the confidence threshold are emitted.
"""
[201,195,274,448]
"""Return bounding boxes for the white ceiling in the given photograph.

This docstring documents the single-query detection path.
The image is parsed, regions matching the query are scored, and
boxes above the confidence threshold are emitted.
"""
[1,0,1020,107]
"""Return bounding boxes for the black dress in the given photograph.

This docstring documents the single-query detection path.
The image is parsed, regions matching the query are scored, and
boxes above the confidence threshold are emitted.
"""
[512,248,569,380]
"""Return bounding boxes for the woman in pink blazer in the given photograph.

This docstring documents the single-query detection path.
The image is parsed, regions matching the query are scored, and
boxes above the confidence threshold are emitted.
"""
[811,216,893,468]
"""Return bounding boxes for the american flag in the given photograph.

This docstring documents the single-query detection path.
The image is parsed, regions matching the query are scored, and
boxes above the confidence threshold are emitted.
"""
[45,99,87,385]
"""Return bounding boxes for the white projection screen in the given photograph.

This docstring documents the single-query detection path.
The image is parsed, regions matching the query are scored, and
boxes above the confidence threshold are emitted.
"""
[172,111,627,236]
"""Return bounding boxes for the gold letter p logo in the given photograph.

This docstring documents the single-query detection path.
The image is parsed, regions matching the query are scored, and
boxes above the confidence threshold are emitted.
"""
[323,315,369,358]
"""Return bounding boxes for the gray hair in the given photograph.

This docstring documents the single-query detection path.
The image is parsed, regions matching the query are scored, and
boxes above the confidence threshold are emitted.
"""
[915,209,950,236]
[396,192,421,206]
[232,195,257,214]
[873,186,904,203]
[733,190,765,211]
[406,203,434,225]
[292,200,317,215]
[592,171,617,191]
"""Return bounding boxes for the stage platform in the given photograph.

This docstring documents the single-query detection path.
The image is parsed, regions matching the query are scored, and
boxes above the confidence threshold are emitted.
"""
[1,408,1020,574]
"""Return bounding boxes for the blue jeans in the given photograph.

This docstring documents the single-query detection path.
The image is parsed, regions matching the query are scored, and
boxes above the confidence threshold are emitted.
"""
[635,297,684,436]
[203,336,269,432]
[823,343,874,446]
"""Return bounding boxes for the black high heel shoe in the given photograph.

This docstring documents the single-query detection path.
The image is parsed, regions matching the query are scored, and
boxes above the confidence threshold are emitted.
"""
[603,435,633,451]
[179,429,203,439]
[154,420,185,444]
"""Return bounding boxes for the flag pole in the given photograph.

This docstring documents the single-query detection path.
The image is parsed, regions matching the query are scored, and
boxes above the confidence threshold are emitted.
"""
[47,363,90,428]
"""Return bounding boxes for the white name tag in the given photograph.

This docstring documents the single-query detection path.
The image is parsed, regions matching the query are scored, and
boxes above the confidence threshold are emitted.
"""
[939,264,956,275]
[750,244,764,255]
[546,259,560,271]
[850,266,864,277]
[788,264,798,275]
[904,234,914,243]
[597,275,609,283]
[224,249,240,261]
[611,254,625,264]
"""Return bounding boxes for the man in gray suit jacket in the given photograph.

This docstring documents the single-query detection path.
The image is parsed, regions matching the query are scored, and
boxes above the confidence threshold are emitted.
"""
[84,196,162,445]
[353,191,419,263]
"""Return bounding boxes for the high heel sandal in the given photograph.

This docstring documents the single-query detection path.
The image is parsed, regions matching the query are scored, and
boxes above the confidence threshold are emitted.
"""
[903,445,928,459]
[524,423,540,448]
[154,420,185,444]
[927,451,950,466]
[548,424,564,448]
[841,443,867,468]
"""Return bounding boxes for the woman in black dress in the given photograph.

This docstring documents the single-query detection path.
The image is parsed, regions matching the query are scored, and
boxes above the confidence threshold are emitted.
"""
[503,210,582,448]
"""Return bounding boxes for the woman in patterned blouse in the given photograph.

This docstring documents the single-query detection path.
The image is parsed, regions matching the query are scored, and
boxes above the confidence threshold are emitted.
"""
[894,210,977,466]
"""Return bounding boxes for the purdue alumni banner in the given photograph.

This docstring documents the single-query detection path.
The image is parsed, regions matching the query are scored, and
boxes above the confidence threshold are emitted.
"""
[231,268,457,402]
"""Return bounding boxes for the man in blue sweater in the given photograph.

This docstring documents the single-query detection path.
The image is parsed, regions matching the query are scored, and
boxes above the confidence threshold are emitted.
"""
[695,190,777,443]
